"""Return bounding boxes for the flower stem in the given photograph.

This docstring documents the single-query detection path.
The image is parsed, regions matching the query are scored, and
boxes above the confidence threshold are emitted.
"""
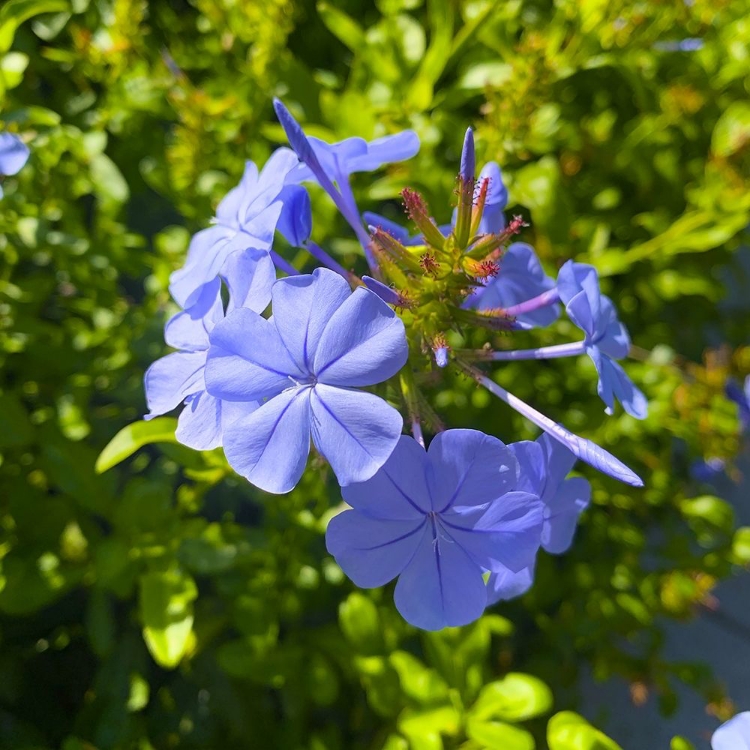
[501,288,560,317]
[465,340,586,361]
[411,418,425,448]
[335,169,381,277]
[270,251,299,276]
[455,359,643,487]
[304,241,358,283]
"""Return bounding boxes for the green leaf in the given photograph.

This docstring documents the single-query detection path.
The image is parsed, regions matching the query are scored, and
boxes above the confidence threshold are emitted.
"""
[0,392,34,447]
[470,673,553,722]
[95,418,178,473]
[339,592,383,654]
[548,712,622,750]
[679,495,734,532]
[389,651,449,703]
[0,0,68,52]
[466,718,536,750]
[317,1,364,51]
[0,51,28,89]
[90,152,130,204]
[670,737,695,750]
[139,568,197,669]
[731,527,750,565]
[711,101,750,157]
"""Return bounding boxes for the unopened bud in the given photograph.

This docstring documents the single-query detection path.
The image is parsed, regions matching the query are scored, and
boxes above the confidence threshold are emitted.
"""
[369,226,423,274]
[402,188,447,250]
[362,275,412,308]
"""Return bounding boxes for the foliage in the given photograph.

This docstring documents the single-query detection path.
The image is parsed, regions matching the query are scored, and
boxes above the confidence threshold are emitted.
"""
[1,0,749,747]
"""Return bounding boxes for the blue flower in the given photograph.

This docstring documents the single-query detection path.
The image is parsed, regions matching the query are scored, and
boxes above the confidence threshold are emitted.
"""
[487,434,590,604]
[204,268,409,493]
[146,249,273,449]
[326,430,544,630]
[286,132,420,186]
[726,375,750,431]
[170,148,304,308]
[690,457,727,483]
[0,132,30,198]
[557,260,647,419]
[712,712,750,750]
[471,243,561,328]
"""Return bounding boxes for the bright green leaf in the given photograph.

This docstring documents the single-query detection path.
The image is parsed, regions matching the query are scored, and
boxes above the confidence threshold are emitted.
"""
[470,673,553,722]
[95,418,178,473]
[548,711,622,750]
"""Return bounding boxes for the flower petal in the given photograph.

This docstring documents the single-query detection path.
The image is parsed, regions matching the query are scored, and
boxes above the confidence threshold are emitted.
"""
[440,491,543,573]
[222,247,276,314]
[536,433,577,499]
[426,429,518,512]
[144,352,206,417]
[276,185,312,247]
[0,133,30,176]
[712,713,750,750]
[176,391,223,450]
[205,309,303,401]
[326,510,425,587]
[486,563,535,605]
[271,268,351,371]
[508,440,546,496]
[310,384,403,486]
[543,477,590,554]
[314,287,408,387]
[342,435,431,520]
[348,131,420,173]
[394,526,488,631]
[222,387,311,494]
[164,278,223,352]
[588,348,648,419]
[215,160,259,227]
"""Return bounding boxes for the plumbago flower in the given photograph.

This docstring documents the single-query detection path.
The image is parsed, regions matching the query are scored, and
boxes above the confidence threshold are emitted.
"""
[726,375,750,431]
[169,148,310,308]
[204,268,408,493]
[326,430,544,630]
[145,249,274,449]
[712,712,750,750]
[0,132,30,198]
[488,434,591,603]
[135,99,654,631]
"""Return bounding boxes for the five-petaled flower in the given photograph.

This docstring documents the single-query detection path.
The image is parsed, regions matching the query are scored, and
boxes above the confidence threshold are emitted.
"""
[145,247,273,449]
[170,148,308,308]
[326,430,544,630]
[557,260,647,419]
[488,434,590,603]
[204,268,409,494]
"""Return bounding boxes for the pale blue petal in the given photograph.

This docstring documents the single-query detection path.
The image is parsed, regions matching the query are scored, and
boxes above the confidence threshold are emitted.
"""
[556,260,599,307]
[426,429,518,511]
[276,185,312,247]
[222,387,311,494]
[176,391,223,450]
[474,243,560,328]
[245,148,300,219]
[205,309,303,401]
[326,511,425,587]
[597,296,630,358]
[543,477,590,554]
[170,225,236,307]
[476,162,508,234]
[536,433,576,499]
[441,491,543,573]
[486,563,535,605]
[347,131,420,172]
[215,161,259,227]
[222,247,275,313]
[144,352,206,417]
[310,384,403,486]
[565,288,598,342]
[314,287,408,387]
[0,133,30,176]
[164,278,223,351]
[588,348,648,419]
[712,712,750,750]
[394,527,488,631]
[508,440,545,495]
[341,435,431,520]
[271,268,351,372]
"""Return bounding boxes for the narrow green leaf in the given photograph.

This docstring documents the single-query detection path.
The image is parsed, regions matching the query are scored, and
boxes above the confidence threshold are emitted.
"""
[0,0,68,52]
[317,1,364,52]
[95,417,178,474]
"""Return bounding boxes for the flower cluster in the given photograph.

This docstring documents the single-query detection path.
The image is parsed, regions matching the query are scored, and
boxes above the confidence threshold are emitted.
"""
[144,101,647,629]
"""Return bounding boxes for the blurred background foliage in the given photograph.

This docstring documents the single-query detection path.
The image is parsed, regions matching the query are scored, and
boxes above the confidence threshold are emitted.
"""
[1,0,749,747]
